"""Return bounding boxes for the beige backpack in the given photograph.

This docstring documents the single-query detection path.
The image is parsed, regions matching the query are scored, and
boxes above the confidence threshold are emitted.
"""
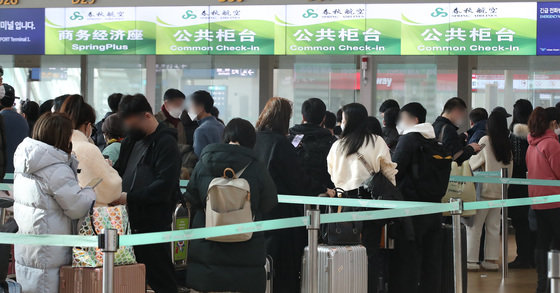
[205,164,253,242]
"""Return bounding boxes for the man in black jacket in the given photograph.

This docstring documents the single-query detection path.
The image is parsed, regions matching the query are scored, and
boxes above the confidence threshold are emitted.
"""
[390,103,450,293]
[113,94,180,293]
[288,98,336,189]
[433,97,481,165]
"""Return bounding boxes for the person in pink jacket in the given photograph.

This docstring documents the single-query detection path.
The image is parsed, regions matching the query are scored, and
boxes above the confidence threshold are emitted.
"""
[526,106,560,293]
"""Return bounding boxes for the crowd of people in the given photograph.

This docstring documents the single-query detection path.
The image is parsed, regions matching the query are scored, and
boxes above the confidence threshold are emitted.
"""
[1,67,560,293]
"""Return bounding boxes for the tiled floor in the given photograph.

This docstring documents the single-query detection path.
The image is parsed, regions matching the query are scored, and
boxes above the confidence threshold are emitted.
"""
[467,235,537,293]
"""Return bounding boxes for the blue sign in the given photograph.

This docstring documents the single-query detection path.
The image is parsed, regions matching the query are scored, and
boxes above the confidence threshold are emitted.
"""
[537,2,560,55]
[0,8,45,55]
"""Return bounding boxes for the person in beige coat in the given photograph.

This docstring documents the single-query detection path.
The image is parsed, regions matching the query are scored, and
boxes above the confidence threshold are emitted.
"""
[467,111,513,271]
[60,95,122,205]
[327,103,397,291]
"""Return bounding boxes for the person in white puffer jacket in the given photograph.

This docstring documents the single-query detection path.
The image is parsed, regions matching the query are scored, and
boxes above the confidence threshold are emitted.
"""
[13,112,95,293]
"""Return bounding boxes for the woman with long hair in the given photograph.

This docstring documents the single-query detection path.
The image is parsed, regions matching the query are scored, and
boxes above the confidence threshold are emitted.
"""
[467,111,513,271]
[60,95,122,206]
[13,113,96,293]
[526,107,560,293]
[254,97,332,293]
[327,103,397,292]
[508,99,536,269]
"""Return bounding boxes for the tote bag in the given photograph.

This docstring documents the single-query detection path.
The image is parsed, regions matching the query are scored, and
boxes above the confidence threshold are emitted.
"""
[441,161,477,216]
[72,205,136,267]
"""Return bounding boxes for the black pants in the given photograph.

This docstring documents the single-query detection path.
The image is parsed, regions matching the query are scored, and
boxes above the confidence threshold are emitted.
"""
[135,243,178,293]
[362,220,383,293]
[535,208,560,293]
[390,214,443,293]
[509,205,536,264]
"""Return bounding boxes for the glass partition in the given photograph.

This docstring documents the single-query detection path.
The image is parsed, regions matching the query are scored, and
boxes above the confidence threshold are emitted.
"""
[156,55,260,124]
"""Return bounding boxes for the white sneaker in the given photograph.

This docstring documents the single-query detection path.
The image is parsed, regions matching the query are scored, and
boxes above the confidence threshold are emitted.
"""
[467,262,480,271]
[481,261,499,271]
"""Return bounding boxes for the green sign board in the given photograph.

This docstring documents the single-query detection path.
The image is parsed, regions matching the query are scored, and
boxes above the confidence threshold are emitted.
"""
[401,3,537,55]
[140,5,286,55]
[283,4,401,55]
[41,3,537,56]
[45,7,152,55]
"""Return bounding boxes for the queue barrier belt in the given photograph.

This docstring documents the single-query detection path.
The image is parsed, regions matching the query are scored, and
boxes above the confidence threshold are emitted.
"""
[1,193,560,248]
[2,173,560,247]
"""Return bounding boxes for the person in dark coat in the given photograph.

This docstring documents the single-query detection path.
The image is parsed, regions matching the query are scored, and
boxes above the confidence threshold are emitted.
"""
[112,94,180,293]
[288,98,337,189]
[508,99,536,269]
[92,93,122,150]
[390,103,446,293]
[433,97,481,165]
[20,100,39,135]
[467,108,488,144]
[254,97,333,293]
[184,118,278,293]
[0,84,28,175]
[382,107,399,152]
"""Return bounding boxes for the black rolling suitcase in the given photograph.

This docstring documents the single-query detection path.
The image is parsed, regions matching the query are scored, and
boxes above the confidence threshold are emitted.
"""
[441,223,467,293]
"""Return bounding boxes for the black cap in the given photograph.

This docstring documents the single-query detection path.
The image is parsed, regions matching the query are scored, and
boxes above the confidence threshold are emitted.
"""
[400,102,427,123]
[492,106,512,118]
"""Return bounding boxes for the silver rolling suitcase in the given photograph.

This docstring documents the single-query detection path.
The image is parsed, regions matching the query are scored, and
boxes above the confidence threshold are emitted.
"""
[301,245,367,293]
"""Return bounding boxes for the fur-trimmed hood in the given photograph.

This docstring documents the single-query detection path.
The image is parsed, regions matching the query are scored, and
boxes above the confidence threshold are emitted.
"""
[512,123,529,139]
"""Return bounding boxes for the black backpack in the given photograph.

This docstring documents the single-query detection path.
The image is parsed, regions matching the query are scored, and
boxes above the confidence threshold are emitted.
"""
[412,135,453,202]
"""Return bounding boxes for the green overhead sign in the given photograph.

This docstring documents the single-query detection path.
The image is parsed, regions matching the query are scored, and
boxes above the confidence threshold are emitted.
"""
[38,2,537,55]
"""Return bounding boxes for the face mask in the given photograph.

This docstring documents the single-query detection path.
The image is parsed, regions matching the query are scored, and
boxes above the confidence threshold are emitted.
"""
[555,128,560,136]
[340,122,346,132]
[128,128,146,141]
[188,109,198,121]
[167,106,183,119]
[396,121,413,135]
[454,118,466,128]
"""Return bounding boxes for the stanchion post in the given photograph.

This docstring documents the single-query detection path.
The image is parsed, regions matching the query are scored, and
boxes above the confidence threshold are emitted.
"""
[549,250,560,293]
[450,198,464,293]
[306,208,320,293]
[100,228,118,293]
[501,167,509,279]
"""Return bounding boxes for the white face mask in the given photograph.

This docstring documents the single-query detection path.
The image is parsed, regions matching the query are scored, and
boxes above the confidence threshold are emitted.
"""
[340,122,346,132]
[167,106,183,119]
[188,109,198,121]
[454,118,466,128]
[555,128,560,136]
[396,120,411,135]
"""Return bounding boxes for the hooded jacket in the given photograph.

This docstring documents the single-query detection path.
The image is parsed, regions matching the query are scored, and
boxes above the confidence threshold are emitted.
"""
[526,129,560,210]
[392,123,438,202]
[288,123,337,189]
[71,130,122,206]
[184,143,277,293]
[13,138,95,293]
[469,135,513,199]
[114,124,181,231]
[433,116,475,165]
[509,124,530,199]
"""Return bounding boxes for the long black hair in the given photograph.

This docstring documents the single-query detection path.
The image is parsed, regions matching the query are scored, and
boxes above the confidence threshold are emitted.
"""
[340,103,373,157]
[509,99,533,131]
[487,111,512,164]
